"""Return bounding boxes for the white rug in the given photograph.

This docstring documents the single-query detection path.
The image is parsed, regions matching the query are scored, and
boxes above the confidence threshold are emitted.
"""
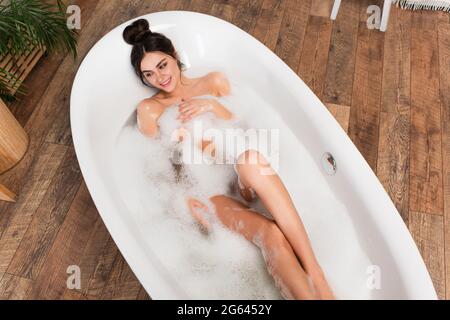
[393,0,450,12]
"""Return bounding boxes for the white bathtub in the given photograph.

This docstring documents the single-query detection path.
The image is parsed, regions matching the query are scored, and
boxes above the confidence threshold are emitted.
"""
[70,11,437,299]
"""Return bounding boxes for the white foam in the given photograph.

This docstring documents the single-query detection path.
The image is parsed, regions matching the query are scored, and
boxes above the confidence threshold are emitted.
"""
[113,69,373,299]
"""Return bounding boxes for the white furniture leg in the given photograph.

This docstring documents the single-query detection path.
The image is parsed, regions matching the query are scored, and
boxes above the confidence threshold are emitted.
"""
[380,0,392,32]
[331,0,341,20]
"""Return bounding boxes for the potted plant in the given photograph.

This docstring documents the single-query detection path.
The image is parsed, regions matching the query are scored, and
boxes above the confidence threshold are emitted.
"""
[0,0,78,201]
[0,0,78,100]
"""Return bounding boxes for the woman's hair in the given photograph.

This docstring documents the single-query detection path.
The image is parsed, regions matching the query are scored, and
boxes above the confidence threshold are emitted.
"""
[122,18,183,87]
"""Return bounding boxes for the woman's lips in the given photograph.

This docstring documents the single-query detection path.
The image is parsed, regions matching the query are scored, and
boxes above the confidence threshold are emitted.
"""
[160,77,171,87]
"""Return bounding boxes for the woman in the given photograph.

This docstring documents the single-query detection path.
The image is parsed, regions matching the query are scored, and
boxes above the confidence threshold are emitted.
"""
[123,18,335,300]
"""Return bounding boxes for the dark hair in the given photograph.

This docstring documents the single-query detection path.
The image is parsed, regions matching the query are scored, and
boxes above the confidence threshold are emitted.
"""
[122,19,183,87]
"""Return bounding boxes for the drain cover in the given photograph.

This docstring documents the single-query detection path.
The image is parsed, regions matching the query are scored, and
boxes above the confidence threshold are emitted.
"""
[322,152,337,175]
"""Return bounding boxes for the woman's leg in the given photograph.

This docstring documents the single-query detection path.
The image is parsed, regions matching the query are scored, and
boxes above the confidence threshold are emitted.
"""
[234,150,334,299]
[187,195,318,300]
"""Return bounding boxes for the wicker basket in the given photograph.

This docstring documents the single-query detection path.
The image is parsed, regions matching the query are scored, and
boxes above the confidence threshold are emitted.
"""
[0,43,45,95]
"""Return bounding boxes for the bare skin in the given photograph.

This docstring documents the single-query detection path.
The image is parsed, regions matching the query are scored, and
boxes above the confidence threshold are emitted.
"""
[136,50,335,300]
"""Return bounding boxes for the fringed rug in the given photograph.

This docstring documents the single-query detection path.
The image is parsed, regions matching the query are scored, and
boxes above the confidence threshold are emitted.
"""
[393,0,450,12]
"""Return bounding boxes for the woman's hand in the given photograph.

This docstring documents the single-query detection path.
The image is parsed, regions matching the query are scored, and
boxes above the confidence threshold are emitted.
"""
[178,97,233,122]
[177,98,215,123]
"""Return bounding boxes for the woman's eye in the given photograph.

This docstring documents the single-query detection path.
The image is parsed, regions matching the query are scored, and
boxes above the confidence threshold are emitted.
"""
[160,62,167,69]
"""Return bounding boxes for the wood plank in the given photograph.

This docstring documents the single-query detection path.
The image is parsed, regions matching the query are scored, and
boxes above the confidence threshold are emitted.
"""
[297,15,333,100]
[310,0,333,18]
[231,0,264,34]
[410,11,443,216]
[377,7,411,224]
[0,143,67,275]
[100,253,143,300]
[7,146,82,280]
[189,0,214,13]
[61,289,87,300]
[323,0,360,105]
[165,0,192,11]
[273,0,311,71]
[25,181,98,299]
[136,286,152,300]
[437,12,450,300]
[252,0,286,52]
[78,212,120,297]
[409,211,445,300]
[348,0,384,173]
[326,103,350,134]
[210,0,235,23]
[0,273,32,299]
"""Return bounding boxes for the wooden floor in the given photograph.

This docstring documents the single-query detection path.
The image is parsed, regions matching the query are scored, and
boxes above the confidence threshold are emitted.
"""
[0,0,449,300]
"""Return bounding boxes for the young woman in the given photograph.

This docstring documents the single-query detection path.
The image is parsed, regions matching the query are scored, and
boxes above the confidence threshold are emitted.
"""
[123,18,335,300]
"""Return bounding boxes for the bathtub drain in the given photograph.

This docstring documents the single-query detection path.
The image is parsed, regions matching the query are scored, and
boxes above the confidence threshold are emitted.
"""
[322,152,337,175]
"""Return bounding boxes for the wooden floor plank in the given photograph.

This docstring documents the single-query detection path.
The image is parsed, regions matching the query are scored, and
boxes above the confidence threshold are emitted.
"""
[0,273,33,299]
[273,0,311,71]
[310,0,333,18]
[210,0,236,23]
[252,0,286,52]
[0,143,67,275]
[231,0,264,34]
[100,253,143,300]
[323,0,360,105]
[25,181,99,299]
[437,12,450,300]
[326,103,350,134]
[136,286,152,300]
[410,11,443,216]
[377,7,411,224]
[78,212,120,297]
[6,146,82,280]
[297,15,333,100]
[348,0,384,173]
[409,211,445,299]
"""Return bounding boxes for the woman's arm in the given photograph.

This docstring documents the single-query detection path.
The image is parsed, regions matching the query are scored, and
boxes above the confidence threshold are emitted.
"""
[137,100,161,137]
[210,99,233,120]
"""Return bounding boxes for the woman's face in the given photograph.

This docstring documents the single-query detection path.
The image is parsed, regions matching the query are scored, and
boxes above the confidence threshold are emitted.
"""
[140,51,180,92]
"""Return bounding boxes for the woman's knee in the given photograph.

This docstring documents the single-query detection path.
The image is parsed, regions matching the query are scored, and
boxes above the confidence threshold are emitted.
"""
[235,150,271,184]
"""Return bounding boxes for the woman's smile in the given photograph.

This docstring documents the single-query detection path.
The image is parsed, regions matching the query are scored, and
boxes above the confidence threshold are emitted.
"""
[160,76,171,87]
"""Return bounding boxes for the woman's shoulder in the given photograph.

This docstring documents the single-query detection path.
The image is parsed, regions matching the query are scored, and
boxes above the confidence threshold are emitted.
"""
[204,71,231,97]
[137,96,165,114]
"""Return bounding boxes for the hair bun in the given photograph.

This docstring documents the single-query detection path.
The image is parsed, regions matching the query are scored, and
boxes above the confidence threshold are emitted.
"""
[123,18,152,45]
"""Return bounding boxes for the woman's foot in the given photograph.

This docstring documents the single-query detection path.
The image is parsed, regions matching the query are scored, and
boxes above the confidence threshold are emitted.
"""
[187,198,211,232]
[237,176,257,203]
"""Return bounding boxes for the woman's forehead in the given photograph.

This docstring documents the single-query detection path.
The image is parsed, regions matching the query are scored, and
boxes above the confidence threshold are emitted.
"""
[140,51,169,71]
